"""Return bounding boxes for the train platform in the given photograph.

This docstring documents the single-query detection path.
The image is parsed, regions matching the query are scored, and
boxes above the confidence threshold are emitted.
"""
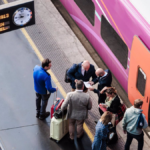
[0,0,150,150]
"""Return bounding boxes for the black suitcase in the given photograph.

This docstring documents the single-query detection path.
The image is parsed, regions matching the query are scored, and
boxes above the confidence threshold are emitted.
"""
[107,123,118,145]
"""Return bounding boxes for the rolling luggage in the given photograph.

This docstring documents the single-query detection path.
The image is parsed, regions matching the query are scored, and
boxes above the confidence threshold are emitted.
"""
[50,115,69,142]
[107,123,118,145]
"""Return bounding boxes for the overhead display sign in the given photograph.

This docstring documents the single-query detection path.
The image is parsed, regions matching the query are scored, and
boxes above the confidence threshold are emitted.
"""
[0,0,35,34]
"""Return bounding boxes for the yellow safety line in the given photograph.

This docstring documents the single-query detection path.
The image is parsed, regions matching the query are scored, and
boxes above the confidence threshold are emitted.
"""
[2,0,8,4]
[4,0,94,142]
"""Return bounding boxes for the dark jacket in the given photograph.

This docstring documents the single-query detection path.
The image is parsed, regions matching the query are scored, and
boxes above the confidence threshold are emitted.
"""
[67,63,97,89]
[33,65,56,95]
[107,95,121,114]
[93,69,112,94]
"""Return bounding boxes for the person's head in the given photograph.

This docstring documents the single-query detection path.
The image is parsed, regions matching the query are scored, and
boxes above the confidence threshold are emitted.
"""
[105,87,117,98]
[82,60,90,71]
[100,111,112,125]
[95,68,105,77]
[42,58,51,70]
[134,99,143,109]
[76,80,84,90]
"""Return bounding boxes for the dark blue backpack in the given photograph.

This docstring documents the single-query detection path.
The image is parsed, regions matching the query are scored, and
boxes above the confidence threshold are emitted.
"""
[136,113,144,129]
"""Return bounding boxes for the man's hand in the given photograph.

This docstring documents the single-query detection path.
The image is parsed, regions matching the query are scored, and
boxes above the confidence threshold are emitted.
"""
[88,81,94,85]
[56,87,58,91]
[74,79,78,83]
[88,87,94,91]
[123,130,127,134]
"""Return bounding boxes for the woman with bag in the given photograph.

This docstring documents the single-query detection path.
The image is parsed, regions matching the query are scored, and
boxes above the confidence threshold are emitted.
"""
[92,111,112,150]
[98,87,121,116]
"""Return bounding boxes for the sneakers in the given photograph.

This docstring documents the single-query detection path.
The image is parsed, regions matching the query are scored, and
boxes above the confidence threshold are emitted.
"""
[39,112,50,120]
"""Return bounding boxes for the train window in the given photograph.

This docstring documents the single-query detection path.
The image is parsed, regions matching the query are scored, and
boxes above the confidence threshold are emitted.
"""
[101,15,128,69]
[74,0,95,26]
[136,68,146,96]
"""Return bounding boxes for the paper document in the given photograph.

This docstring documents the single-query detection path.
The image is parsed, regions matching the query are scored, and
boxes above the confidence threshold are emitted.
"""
[84,82,92,88]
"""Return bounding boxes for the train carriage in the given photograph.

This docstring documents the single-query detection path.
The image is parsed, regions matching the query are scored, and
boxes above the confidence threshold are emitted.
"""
[60,0,150,125]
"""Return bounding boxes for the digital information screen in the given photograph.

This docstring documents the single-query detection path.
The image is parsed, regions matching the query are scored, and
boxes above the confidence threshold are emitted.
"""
[0,0,35,34]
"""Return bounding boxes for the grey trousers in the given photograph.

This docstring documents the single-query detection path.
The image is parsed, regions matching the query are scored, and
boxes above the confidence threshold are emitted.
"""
[36,92,50,115]
[69,119,84,139]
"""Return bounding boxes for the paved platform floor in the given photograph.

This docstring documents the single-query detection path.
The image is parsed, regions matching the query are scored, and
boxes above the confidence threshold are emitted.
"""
[0,0,150,150]
[0,18,91,150]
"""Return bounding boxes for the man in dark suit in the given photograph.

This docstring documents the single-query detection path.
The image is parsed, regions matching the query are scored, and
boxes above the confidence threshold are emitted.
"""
[67,60,97,92]
[89,68,112,103]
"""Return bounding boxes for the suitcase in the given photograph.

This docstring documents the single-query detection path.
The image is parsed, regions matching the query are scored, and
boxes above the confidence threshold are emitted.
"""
[107,123,118,145]
[50,105,55,119]
[50,115,69,142]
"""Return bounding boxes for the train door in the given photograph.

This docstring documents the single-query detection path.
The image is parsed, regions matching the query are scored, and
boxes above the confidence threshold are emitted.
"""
[128,36,150,125]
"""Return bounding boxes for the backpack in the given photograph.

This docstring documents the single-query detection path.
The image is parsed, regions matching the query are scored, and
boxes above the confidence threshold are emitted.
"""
[64,64,79,83]
[136,113,144,129]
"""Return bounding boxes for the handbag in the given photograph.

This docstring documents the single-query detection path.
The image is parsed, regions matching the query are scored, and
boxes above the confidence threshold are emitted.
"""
[64,64,79,83]
[64,68,72,83]
[53,109,67,119]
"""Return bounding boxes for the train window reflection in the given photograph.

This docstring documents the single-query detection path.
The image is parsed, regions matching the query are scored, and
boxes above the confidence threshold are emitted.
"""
[74,0,95,26]
[101,15,128,69]
[136,68,146,96]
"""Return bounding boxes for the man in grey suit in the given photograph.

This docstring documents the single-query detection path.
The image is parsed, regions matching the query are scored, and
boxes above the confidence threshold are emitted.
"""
[61,80,92,140]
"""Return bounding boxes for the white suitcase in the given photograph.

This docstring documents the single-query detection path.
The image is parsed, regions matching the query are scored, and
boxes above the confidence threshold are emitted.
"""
[50,116,69,142]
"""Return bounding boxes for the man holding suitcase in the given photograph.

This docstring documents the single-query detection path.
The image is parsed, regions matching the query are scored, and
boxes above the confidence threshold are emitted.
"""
[33,58,57,120]
[61,80,92,140]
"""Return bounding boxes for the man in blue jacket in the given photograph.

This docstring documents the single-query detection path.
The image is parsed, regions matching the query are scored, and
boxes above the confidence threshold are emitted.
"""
[67,60,97,92]
[33,58,57,120]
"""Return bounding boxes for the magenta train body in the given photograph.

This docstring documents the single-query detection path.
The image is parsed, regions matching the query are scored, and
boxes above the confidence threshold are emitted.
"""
[60,0,150,124]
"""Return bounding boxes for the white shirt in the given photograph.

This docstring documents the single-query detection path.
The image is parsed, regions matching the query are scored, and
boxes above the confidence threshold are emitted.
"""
[76,90,83,92]
[81,66,85,76]
[100,71,108,79]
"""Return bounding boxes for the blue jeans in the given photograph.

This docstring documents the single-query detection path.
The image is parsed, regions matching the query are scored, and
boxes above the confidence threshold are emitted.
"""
[36,93,50,115]
[125,132,144,150]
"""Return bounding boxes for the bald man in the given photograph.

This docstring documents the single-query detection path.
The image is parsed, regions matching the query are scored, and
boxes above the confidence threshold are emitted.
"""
[89,68,112,103]
[67,60,97,92]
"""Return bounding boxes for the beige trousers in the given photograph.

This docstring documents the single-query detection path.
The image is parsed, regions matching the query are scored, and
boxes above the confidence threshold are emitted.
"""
[69,119,84,139]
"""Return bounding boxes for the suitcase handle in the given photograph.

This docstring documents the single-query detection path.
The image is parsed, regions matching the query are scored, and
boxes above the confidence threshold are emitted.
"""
[53,91,57,104]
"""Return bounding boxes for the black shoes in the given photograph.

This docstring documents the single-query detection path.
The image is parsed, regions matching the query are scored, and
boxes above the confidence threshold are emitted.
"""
[39,112,50,120]
[36,113,40,118]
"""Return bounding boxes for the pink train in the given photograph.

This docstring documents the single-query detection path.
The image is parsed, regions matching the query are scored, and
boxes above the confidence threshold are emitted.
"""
[60,0,150,125]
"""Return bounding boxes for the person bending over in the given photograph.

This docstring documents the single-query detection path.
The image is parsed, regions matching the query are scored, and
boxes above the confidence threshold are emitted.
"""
[99,87,121,116]
[67,60,96,92]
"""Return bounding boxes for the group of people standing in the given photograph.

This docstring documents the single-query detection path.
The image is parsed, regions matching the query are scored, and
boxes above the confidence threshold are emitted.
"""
[33,58,148,150]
